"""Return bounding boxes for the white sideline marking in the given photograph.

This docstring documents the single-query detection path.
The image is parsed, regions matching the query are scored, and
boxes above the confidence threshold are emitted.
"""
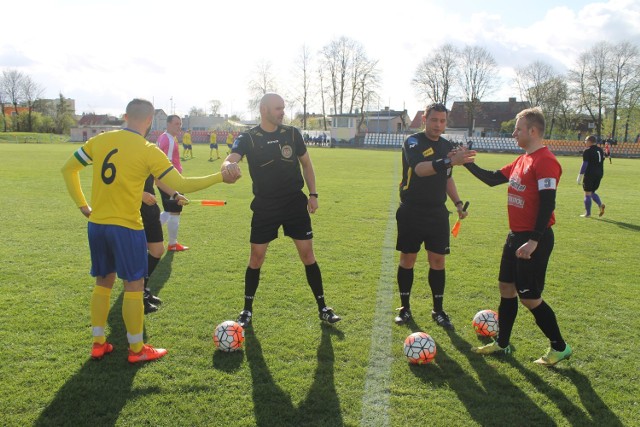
[360,173,398,427]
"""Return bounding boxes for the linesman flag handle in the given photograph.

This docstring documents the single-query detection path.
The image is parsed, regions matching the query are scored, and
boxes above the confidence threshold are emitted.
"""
[451,201,470,238]
[187,200,227,206]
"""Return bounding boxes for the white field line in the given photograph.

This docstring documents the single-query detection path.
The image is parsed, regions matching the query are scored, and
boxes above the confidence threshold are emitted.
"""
[360,170,398,427]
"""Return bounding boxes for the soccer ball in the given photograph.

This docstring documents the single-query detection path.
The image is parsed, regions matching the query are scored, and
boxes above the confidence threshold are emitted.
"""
[472,309,499,337]
[403,332,437,364]
[213,320,245,352]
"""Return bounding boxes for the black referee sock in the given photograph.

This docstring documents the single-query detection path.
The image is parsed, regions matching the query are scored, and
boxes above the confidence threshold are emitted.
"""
[428,268,445,313]
[397,266,414,309]
[497,297,518,348]
[531,300,566,352]
[244,267,260,312]
[144,253,161,288]
[305,262,326,310]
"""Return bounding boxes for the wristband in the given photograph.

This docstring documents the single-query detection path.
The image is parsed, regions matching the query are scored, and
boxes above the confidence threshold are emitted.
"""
[454,200,464,207]
[432,157,452,174]
[309,193,318,198]
[171,192,181,200]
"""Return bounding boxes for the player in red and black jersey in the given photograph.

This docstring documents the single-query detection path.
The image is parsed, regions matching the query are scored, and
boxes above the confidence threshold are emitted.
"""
[577,135,605,217]
[394,103,476,330]
[464,107,572,366]
[220,93,341,328]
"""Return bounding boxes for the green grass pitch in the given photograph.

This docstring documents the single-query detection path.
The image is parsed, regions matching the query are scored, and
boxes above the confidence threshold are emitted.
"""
[0,142,638,426]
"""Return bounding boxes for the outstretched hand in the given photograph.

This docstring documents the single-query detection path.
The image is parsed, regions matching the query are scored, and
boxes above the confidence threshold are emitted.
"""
[448,147,477,166]
[221,162,242,183]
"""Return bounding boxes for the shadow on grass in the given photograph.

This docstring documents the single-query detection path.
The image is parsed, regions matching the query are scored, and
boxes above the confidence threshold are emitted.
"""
[245,323,345,427]
[148,251,174,298]
[505,360,624,427]
[596,218,640,232]
[35,255,174,426]
[407,321,555,426]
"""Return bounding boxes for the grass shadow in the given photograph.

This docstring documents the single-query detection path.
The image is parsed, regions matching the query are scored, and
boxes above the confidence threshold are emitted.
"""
[409,328,556,426]
[505,359,624,427]
[245,323,345,427]
[596,218,640,232]
[34,291,159,426]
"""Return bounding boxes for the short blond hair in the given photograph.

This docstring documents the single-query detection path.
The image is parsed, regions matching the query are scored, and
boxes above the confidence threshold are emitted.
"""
[516,107,545,135]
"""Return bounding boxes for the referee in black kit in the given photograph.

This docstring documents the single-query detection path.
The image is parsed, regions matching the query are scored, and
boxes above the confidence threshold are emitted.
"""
[220,93,341,329]
[394,103,475,329]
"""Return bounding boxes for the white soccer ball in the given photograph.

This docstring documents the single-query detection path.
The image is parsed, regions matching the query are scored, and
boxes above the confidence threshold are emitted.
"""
[472,309,499,337]
[403,331,437,364]
[213,320,245,352]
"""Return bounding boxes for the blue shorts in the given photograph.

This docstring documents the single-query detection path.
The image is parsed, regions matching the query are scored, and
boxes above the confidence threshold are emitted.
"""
[210,143,218,149]
[88,223,148,281]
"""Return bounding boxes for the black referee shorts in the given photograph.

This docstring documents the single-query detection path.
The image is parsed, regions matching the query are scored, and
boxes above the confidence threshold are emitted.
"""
[498,228,554,300]
[141,203,163,244]
[582,174,602,192]
[250,192,312,244]
[395,203,450,255]
[159,188,183,213]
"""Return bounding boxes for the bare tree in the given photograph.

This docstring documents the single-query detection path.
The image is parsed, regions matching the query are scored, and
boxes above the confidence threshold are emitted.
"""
[608,41,639,139]
[292,44,313,130]
[514,60,556,107]
[353,57,381,134]
[457,46,498,136]
[317,66,329,131]
[21,75,43,132]
[209,99,222,116]
[3,69,24,131]
[0,77,6,132]
[569,42,611,138]
[320,36,356,114]
[247,59,278,117]
[412,43,458,106]
[189,106,206,117]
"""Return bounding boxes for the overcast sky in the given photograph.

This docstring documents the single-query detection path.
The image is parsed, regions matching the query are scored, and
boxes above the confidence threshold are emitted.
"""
[1,0,638,120]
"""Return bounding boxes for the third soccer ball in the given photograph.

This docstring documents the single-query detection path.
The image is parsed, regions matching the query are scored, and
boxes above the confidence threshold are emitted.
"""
[472,309,499,337]
[213,320,245,352]
[403,332,437,364]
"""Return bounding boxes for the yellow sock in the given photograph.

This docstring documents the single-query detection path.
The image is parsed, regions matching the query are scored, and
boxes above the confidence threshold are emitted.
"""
[123,291,144,353]
[91,286,111,345]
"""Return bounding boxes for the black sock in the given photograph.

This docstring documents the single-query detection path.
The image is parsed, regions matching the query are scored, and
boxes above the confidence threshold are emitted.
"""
[244,267,260,312]
[531,300,566,351]
[397,266,414,309]
[144,253,161,291]
[305,262,326,310]
[428,268,445,312]
[497,297,518,348]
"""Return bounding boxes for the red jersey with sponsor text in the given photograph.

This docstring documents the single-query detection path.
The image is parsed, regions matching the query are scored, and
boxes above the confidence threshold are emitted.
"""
[500,146,562,232]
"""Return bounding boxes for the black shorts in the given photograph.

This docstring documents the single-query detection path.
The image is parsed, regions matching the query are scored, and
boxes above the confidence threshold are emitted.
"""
[250,192,312,244]
[583,175,602,192]
[210,143,217,149]
[159,188,183,213]
[395,203,450,255]
[140,203,163,243]
[498,229,554,300]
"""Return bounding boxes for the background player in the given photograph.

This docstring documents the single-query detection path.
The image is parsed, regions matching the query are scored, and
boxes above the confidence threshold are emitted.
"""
[157,116,189,251]
[226,131,234,155]
[140,175,188,313]
[577,135,606,218]
[209,131,220,161]
[182,129,193,160]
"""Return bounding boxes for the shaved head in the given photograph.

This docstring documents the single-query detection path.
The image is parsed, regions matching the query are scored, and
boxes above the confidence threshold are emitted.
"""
[125,98,154,122]
[259,93,285,131]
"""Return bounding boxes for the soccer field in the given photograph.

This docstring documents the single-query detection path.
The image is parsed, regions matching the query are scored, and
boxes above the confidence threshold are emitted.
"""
[0,143,638,426]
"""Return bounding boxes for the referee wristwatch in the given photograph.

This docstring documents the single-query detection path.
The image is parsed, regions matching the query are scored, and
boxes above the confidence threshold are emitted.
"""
[309,193,318,198]
[171,191,181,200]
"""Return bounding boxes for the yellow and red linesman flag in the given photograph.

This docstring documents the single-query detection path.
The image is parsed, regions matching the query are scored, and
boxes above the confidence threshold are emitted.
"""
[187,200,226,206]
[451,201,470,238]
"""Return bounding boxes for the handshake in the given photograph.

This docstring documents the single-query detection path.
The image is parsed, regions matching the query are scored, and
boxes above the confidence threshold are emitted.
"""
[220,161,242,184]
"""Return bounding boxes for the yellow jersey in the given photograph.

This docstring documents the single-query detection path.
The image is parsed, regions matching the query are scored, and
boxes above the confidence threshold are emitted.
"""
[183,132,192,145]
[210,133,217,144]
[226,133,234,146]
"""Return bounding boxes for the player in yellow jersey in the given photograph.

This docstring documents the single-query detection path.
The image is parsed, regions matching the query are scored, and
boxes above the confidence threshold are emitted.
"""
[208,131,219,161]
[226,131,234,155]
[182,129,193,159]
[61,98,240,363]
